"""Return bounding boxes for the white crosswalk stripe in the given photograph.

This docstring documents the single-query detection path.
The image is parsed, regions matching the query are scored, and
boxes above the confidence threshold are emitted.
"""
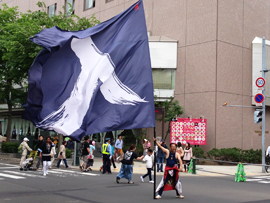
[0,168,100,181]
[53,169,99,176]
[246,176,270,184]
[0,172,25,179]
[3,171,45,178]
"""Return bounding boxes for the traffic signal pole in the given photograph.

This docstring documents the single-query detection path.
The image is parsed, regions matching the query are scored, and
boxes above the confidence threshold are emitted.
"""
[262,37,266,173]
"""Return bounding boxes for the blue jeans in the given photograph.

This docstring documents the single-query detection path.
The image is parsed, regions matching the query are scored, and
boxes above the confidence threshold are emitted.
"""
[117,164,133,181]
[57,159,68,168]
[143,168,152,181]
[157,157,164,171]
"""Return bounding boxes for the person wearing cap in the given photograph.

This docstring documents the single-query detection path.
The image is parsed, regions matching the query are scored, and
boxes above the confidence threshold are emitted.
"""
[19,138,33,170]
[101,138,112,174]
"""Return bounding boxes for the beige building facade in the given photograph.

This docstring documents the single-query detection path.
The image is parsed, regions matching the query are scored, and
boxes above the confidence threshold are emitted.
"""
[1,0,270,152]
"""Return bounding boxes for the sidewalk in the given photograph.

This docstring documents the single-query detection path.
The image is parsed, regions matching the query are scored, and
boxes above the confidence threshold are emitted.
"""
[67,157,270,177]
[1,156,269,177]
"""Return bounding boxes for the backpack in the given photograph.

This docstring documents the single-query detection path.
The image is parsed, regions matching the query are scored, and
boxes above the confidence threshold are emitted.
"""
[18,144,23,154]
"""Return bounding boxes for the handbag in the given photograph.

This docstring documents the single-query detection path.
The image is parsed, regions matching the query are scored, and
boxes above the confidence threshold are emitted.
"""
[87,155,92,159]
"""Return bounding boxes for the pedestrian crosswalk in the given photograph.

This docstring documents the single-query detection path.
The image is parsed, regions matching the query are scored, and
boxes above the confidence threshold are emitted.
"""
[246,176,270,184]
[0,167,100,181]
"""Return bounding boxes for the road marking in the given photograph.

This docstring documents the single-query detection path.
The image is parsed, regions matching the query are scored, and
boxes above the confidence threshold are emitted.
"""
[258,181,270,184]
[0,172,25,179]
[0,177,4,180]
[0,163,18,167]
[0,167,18,169]
[246,179,263,181]
[52,169,99,176]
[4,171,45,178]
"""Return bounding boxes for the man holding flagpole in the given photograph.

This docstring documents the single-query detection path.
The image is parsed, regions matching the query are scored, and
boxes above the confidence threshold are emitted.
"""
[154,138,184,199]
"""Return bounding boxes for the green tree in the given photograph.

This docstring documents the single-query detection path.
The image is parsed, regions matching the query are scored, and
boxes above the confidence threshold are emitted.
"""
[0,2,100,141]
[155,96,184,139]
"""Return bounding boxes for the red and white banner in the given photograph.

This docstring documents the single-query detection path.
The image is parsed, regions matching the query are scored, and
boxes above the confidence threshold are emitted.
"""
[170,118,207,145]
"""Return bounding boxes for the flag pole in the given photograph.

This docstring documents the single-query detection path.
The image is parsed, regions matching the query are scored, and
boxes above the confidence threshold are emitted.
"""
[153,127,156,199]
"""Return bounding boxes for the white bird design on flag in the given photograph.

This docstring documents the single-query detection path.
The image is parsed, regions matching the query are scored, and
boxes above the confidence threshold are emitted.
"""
[36,37,148,135]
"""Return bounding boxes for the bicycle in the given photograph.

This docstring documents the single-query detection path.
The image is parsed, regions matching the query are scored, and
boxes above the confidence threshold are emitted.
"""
[265,155,270,173]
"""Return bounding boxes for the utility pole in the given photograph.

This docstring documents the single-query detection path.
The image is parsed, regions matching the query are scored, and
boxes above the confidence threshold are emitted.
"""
[262,37,266,173]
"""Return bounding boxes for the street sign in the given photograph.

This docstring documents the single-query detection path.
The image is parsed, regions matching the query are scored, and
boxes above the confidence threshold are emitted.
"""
[254,93,264,103]
[256,77,265,88]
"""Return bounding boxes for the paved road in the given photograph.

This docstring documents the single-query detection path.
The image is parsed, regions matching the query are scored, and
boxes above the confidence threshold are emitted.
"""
[0,161,270,203]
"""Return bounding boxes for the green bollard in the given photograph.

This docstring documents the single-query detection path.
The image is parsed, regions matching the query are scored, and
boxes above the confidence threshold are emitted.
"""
[192,158,196,174]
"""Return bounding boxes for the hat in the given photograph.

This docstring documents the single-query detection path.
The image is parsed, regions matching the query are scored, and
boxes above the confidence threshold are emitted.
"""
[23,138,29,142]
[92,141,95,145]
[144,139,148,142]
[65,137,70,141]
[105,138,111,141]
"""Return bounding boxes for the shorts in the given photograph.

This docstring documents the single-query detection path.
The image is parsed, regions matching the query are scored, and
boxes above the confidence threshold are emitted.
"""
[117,149,123,155]
[83,155,88,165]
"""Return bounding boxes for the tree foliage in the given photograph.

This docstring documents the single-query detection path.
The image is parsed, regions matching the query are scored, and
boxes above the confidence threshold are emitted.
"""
[155,96,184,138]
[0,2,100,141]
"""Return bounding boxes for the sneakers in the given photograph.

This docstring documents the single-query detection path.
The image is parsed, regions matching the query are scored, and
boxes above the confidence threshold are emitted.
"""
[43,174,46,176]
[19,168,23,171]
[155,195,161,199]
[176,195,185,199]
[116,177,120,184]
[140,176,144,182]
[149,180,154,183]
[128,180,134,184]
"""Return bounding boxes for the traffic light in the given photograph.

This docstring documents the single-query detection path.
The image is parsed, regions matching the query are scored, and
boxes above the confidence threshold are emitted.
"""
[254,109,263,123]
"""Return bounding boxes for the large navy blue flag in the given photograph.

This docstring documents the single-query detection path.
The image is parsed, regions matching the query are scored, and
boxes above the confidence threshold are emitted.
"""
[23,0,155,141]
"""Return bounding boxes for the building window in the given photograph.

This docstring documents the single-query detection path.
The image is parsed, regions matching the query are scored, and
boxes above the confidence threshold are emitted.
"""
[48,3,57,17]
[85,0,95,10]
[152,69,175,89]
[106,0,114,3]
[66,0,75,15]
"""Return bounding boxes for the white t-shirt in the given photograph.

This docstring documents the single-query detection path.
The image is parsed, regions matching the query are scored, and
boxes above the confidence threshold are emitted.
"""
[266,146,270,156]
[143,154,154,169]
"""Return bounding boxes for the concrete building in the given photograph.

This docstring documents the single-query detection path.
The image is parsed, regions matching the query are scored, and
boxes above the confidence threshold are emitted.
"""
[1,0,270,152]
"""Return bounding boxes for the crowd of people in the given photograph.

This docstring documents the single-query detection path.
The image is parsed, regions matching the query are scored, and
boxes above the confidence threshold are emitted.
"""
[17,133,194,199]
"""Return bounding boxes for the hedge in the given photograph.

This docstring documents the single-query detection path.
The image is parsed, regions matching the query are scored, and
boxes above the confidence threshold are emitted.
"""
[66,148,72,158]
[207,147,262,164]
[1,142,19,153]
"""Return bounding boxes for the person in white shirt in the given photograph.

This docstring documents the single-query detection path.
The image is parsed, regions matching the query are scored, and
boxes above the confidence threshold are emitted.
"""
[140,149,154,183]
[266,146,270,157]
[115,135,123,159]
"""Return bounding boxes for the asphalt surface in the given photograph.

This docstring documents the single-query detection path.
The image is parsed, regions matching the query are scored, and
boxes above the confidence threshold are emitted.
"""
[0,161,270,203]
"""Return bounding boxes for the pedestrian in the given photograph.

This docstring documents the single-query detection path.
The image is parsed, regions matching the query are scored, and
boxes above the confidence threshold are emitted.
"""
[35,135,44,170]
[115,135,123,160]
[154,138,184,199]
[87,140,95,171]
[101,138,112,174]
[116,144,140,184]
[111,139,117,169]
[183,142,193,172]
[49,144,57,169]
[176,142,184,169]
[53,135,59,149]
[39,136,55,176]
[157,140,167,172]
[143,139,149,156]
[57,141,69,169]
[66,138,74,151]
[80,136,90,172]
[140,148,154,183]
[19,138,33,170]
